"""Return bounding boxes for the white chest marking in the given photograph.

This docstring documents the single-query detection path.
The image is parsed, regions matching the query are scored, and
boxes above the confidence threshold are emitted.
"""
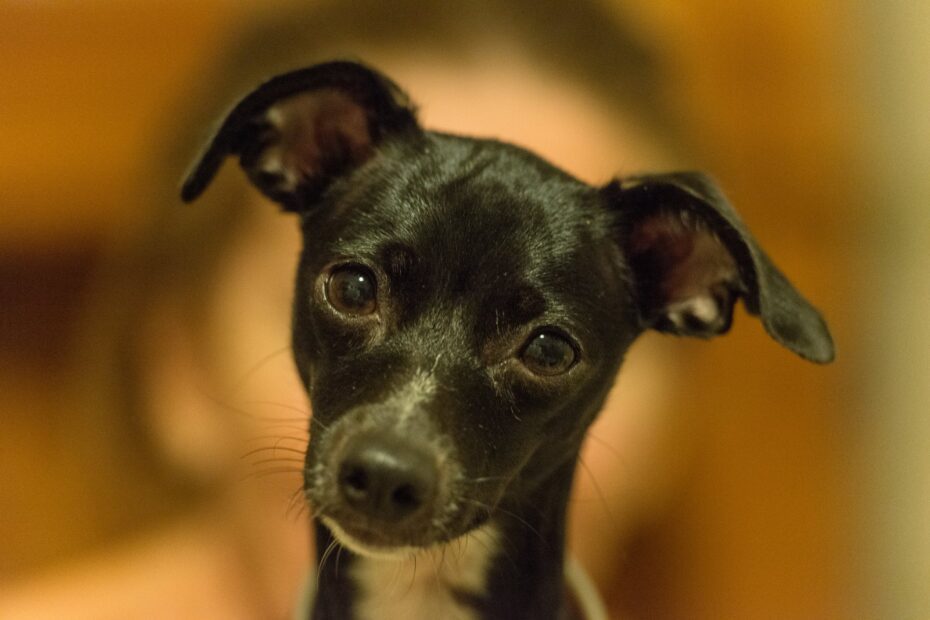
[352,524,499,620]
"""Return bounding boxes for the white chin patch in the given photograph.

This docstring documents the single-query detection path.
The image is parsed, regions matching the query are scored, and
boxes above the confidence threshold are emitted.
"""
[348,522,501,620]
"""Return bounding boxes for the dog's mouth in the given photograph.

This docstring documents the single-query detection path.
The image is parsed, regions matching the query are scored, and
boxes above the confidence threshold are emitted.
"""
[318,503,493,558]
[320,515,427,558]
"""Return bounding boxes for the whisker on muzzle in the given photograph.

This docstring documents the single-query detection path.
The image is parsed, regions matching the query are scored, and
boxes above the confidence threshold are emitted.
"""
[241,444,307,459]
[239,466,304,482]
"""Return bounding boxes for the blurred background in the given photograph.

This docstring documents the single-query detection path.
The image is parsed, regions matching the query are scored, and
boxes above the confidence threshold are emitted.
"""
[0,1,927,618]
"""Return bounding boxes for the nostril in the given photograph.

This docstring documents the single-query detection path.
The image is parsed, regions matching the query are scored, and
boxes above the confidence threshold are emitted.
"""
[339,464,371,506]
[391,483,420,510]
[341,465,369,493]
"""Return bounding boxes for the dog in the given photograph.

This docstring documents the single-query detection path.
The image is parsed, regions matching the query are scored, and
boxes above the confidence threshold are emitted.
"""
[181,61,834,620]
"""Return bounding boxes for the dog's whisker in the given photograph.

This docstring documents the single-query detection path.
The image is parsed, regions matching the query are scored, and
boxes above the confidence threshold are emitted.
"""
[464,530,486,558]
[285,486,306,519]
[242,399,311,418]
[575,455,622,541]
[375,550,404,598]
[334,545,345,578]
[432,547,445,592]
[202,395,268,422]
[245,417,309,426]
[286,489,313,522]
[451,532,464,564]
[231,345,293,393]
[201,387,306,427]
[242,436,308,463]
[463,474,510,485]
[241,444,307,459]
[247,456,305,467]
[583,431,630,467]
[239,467,304,482]
[405,554,418,596]
[306,500,330,522]
[247,427,310,437]
[241,435,309,450]
[316,538,340,592]
[290,500,313,523]
[309,416,331,431]
[461,498,548,551]
[468,515,519,571]
[235,412,308,425]
[262,428,308,441]
[320,538,340,570]
[262,415,309,424]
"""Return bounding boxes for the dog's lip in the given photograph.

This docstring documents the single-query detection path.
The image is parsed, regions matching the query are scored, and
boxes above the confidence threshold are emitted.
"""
[321,515,434,556]
[320,503,491,552]
[335,521,397,547]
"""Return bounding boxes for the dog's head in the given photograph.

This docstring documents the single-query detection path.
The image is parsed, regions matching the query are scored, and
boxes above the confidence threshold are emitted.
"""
[183,61,833,556]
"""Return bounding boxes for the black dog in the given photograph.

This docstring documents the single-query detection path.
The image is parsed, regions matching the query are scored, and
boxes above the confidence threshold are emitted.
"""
[182,61,833,620]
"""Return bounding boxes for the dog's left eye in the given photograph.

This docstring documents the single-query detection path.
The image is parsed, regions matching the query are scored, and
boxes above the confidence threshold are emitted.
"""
[520,330,578,376]
[326,265,378,316]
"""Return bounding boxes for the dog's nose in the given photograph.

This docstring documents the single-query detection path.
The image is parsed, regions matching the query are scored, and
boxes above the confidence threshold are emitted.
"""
[337,434,438,522]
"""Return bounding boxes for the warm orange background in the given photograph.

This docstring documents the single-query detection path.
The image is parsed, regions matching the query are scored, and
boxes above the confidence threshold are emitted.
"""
[1,1,923,619]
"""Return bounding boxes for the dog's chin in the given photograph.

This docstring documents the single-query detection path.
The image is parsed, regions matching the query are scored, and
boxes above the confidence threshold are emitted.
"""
[321,517,434,559]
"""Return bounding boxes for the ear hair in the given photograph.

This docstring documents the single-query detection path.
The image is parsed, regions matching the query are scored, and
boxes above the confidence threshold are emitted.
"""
[180,60,419,211]
[608,172,835,363]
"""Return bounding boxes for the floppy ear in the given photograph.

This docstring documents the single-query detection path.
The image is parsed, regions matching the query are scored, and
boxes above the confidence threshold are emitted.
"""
[180,60,420,211]
[606,172,834,363]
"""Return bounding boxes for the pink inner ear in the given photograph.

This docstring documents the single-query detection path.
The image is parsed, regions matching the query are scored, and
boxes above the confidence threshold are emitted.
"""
[664,227,737,303]
[263,89,373,190]
[628,210,738,328]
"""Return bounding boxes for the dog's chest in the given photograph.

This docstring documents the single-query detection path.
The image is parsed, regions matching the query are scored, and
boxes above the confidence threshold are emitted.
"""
[351,525,499,620]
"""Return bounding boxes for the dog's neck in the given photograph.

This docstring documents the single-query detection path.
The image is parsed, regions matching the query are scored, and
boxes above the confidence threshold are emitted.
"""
[310,460,578,620]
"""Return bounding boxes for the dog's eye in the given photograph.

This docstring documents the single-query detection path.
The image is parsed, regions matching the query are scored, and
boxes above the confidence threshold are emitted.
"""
[520,330,577,376]
[327,265,378,316]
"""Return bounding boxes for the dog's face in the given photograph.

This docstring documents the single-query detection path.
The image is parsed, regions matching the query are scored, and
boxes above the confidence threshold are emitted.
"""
[290,134,638,553]
[183,61,834,556]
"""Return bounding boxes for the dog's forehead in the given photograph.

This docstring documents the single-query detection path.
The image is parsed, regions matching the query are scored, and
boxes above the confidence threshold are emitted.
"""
[329,133,610,275]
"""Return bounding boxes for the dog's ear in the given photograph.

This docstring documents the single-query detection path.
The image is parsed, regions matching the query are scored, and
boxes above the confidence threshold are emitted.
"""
[180,61,419,211]
[606,171,834,363]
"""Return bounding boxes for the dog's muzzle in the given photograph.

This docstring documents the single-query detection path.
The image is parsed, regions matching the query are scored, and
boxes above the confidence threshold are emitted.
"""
[306,403,470,553]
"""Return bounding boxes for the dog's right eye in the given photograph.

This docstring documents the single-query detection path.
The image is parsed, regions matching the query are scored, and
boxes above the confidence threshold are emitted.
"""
[519,329,578,376]
[326,265,378,316]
